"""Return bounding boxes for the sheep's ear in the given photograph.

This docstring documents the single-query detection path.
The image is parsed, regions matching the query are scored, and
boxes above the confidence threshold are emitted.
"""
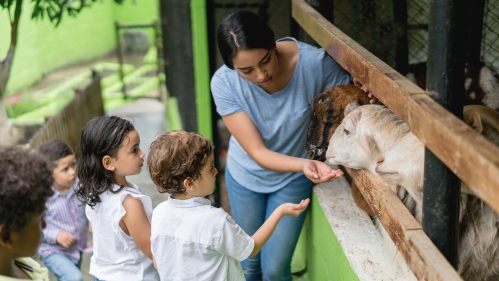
[350,106,362,116]
[360,135,376,154]
[344,102,360,116]
[463,108,483,134]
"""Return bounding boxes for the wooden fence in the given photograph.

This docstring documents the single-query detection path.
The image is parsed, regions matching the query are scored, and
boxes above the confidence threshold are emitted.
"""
[26,75,104,151]
[292,0,499,280]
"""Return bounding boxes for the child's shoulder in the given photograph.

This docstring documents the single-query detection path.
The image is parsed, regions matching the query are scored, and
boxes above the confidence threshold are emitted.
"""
[103,183,147,198]
[153,198,229,222]
[3,258,50,281]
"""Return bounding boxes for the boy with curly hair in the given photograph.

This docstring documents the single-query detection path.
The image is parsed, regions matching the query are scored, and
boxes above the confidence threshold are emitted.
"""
[148,130,310,281]
[37,140,88,281]
[0,146,54,280]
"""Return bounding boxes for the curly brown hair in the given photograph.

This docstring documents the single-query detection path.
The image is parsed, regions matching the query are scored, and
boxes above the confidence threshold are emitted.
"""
[0,146,54,231]
[147,130,213,195]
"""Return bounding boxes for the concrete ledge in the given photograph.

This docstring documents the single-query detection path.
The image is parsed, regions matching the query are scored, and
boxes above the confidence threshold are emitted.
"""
[313,176,416,281]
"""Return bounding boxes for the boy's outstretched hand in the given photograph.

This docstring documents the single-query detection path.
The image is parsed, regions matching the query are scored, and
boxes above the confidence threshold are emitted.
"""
[279,199,311,217]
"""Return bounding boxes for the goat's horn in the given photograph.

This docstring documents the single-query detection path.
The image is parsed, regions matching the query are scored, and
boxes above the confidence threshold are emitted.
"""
[464,105,499,133]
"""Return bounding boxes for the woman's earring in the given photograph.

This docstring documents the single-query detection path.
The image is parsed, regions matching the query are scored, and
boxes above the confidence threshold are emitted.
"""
[112,167,115,171]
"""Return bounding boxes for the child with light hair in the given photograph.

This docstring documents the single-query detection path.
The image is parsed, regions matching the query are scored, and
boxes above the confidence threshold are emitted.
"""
[148,130,310,281]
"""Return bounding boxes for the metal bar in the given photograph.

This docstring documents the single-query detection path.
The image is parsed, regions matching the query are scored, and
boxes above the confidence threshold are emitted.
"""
[191,0,212,140]
[423,0,467,268]
[206,0,221,208]
[393,0,408,73]
[159,0,197,131]
[116,23,156,29]
[115,21,127,99]
[464,0,485,65]
[154,20,163,102]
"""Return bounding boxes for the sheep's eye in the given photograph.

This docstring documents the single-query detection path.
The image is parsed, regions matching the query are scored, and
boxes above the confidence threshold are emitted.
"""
[344,129,350,135]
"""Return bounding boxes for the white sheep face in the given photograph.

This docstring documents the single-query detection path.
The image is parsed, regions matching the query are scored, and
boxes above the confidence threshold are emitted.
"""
[326,107,376,171]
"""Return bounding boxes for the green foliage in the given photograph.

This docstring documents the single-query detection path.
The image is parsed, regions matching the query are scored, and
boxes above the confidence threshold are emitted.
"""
[0,0,124,26]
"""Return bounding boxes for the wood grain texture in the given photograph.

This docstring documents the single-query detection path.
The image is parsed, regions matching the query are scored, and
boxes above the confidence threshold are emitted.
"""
[292,0,499,214]
[347,168,463,281]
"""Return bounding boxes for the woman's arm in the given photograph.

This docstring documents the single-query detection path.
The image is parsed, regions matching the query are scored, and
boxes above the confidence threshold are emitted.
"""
[121,195,153,259]
[222,112,343,183]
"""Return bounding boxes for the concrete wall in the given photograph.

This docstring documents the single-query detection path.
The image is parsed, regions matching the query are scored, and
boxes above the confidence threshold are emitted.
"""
[305,178,417,281]
[0,0,159,94]
[307,192,360,280]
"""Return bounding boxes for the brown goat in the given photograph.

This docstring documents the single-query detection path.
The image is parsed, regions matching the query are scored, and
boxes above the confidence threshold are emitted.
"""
[307,84,371,161]
[307,85,499,222]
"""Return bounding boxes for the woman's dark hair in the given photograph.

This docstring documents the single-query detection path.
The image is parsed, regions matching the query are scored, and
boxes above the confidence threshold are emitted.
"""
[217,10,276,69]
[0,146,53,231]
[37,140,74,167]
[76,116,135,207]
[147,131,213,195]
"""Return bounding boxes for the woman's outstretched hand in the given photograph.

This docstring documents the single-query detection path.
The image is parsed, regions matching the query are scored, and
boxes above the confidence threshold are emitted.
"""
[303,160,344,183]
[353,77,379,104]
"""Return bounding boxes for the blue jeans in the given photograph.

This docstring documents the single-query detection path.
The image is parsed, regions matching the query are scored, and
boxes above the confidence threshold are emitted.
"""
[225,168,313,281]
[41,253,84,281]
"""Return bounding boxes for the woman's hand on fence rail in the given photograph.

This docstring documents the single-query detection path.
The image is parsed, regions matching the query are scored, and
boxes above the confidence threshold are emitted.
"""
[353,77,380,104]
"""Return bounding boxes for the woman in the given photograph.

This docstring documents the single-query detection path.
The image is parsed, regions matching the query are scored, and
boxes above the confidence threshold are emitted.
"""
[211,10,371,280]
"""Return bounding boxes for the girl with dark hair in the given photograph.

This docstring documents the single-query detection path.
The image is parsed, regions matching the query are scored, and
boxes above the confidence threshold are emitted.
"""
[76,116,159,281]
[212,10,374,281]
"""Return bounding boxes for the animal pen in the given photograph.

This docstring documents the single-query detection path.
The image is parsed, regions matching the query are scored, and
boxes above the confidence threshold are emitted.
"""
[292,0,499,280]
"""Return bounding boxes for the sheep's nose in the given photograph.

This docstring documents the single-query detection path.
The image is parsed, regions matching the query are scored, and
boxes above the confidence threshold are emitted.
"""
[325,149,336,160]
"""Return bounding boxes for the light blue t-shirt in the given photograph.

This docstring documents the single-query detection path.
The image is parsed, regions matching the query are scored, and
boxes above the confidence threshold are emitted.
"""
[211,37,351,193]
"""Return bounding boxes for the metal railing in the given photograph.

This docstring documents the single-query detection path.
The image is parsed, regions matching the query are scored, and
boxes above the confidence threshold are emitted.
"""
[292,0,499,280]
[26,74,104,151]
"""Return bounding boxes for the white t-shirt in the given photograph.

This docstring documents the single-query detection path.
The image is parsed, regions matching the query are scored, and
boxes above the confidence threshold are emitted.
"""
[86,183,159,280]
[151,196,254,281]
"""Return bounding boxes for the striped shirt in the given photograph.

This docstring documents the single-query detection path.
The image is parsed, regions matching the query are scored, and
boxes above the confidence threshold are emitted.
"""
[38,182,88,264]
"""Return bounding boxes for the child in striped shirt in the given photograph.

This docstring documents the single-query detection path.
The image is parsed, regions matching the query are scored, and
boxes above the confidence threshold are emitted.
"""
[37,140,88,281]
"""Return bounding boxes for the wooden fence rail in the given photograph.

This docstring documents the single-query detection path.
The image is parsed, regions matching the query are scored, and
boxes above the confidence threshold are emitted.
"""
[26,75,104,151]
[292,0,499,280]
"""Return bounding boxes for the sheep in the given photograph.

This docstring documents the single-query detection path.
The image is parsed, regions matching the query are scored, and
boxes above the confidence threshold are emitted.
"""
[306,84,373,217]
[404,62,499,111]
[325,104,499,281]
[307,84,371,161]
[306,83,499,219]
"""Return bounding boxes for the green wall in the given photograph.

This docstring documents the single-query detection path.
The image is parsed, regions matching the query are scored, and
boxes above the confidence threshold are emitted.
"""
[306,193,359,281]
[0,0,159,94]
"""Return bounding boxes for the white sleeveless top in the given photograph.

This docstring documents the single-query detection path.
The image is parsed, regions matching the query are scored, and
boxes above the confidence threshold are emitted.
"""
[86,183,159,280]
